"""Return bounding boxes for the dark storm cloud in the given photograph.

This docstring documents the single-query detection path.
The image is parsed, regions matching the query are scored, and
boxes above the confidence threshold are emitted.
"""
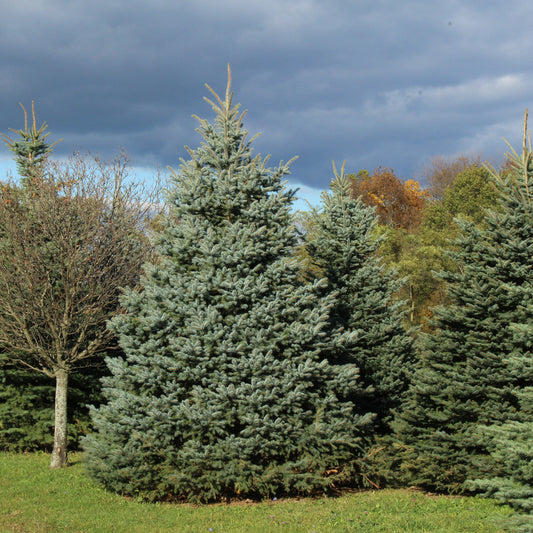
[1,0,532,196]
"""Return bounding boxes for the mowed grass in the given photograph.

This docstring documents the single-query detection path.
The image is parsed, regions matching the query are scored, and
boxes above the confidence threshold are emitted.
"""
[0,452,512,532]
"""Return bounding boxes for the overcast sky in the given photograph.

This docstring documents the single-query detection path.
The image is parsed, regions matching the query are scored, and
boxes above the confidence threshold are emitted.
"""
[1,0,532,208]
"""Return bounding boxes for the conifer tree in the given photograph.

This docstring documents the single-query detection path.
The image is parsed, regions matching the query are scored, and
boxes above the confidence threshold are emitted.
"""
[305,164,414,438]
[467,347,533,529]
[465,136,533,529]
[0,361,105,452]
[84,69,368,502]
[1,101,61,187]
[389,114,533,494]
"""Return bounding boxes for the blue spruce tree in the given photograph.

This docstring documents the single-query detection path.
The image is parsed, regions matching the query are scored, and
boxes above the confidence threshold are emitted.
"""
[305,164,414,437]
[84,69,368,502]
[1,101,61,187]
[465,128,533,530]
[389,114,533,495]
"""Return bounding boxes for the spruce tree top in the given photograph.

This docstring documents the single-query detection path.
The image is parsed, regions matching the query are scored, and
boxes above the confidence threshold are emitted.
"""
[164,66,296,230]
[2,102,61,186]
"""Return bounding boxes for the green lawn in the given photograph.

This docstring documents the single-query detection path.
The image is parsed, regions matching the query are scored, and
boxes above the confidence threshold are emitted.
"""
[0,453,512,532]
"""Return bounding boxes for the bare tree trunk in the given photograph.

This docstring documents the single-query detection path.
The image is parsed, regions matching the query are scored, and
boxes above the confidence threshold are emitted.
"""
[50,369,69,469]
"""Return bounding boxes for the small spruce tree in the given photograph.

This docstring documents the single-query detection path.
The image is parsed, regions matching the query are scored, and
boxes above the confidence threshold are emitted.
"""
[1,101,61,187]
[305,164,414,438]
[389,114,533,494]
[84,69,369,502]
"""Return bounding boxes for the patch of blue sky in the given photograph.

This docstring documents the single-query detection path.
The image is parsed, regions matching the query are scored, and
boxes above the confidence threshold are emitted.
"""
[290,182,323,212]
[0,158,322,213]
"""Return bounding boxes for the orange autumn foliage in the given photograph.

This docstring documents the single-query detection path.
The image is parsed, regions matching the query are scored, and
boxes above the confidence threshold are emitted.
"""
[348,167,429,231]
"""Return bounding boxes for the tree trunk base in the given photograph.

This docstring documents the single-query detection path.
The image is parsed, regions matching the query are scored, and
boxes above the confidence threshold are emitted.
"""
[50,369,69,469]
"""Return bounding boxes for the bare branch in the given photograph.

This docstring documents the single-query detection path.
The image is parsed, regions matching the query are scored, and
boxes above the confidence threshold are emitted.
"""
[0,151,161,377]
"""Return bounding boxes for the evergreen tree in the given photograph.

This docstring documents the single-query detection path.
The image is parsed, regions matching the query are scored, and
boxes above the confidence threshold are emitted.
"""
[84,69,368,502]
[1,101,61,187]
[388,116,533,494]
[0,358,106,451]
[464,294,533,531]
[465,140,533,530]
[468,362,533,530]
[305,163,414,438]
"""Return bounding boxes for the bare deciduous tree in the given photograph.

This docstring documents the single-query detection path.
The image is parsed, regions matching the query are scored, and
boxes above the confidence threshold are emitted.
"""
[419,152,484,200]
[0,151,161,468]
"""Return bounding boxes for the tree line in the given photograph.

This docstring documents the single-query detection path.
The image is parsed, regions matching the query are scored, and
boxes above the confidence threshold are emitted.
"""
[0,72,531,527]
